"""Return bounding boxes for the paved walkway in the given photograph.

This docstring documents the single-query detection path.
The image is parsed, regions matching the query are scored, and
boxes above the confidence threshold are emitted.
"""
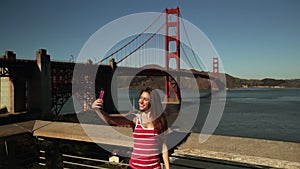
[170,154,272,169]
[174,133,300,169]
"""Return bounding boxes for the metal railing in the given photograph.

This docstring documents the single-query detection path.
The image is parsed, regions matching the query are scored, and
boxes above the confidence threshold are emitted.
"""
[36,136,131,169]
[0,120,275,169]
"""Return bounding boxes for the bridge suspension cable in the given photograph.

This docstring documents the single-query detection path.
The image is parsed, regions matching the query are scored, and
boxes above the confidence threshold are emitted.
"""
[179,13,204,71]
[96,10,165,65]
[97,8,204,72]
[168,15,193,70]
[165,13,199,71]
[116,23,166,64]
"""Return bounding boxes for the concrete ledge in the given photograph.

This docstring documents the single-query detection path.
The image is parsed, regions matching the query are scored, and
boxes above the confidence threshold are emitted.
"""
[33,120,133,147]
[11,120,298,168]
[0,120,35,139]
[175,133,300,169]
[174,150,300,169]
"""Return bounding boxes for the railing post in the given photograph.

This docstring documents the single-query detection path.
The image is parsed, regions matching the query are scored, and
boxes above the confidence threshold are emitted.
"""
[44,139,62,168]
[4,140,17,169]
[0,140,8,169]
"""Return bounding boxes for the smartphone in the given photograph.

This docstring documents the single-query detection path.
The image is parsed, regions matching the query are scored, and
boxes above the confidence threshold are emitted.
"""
[99,89,105,99]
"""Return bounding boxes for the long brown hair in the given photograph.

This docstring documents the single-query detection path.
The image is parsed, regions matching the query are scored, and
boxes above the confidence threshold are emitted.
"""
[139,87,168,134]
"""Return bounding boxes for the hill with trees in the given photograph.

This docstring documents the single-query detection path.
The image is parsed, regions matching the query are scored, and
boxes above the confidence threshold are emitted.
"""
[225,74,300,88]
[118,72,300,89]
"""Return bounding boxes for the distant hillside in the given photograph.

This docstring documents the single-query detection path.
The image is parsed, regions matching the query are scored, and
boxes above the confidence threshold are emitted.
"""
[225,74,300,88]
[117,72,300,89]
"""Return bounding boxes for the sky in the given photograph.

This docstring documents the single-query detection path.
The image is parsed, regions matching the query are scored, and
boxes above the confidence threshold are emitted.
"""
[0,0,299,80]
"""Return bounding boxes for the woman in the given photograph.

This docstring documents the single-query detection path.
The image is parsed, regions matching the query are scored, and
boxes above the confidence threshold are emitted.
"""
[92,87,170,169]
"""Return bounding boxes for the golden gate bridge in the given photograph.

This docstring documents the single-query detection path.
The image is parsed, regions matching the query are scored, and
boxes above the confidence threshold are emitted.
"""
[0,7,225,116]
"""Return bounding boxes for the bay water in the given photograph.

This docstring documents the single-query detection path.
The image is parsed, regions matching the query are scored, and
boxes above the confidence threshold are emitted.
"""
[118,88,300,143]
[62,88,300,143]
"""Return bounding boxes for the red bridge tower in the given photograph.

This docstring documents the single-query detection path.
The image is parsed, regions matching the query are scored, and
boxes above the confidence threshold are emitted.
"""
[211,57,219,90]
[165,7,181,103]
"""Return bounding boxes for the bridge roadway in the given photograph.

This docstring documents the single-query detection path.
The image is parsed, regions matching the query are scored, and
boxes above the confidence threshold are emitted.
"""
[115,66,225,88]
[1,120,298,168]
[0,58,209,78]
[0,58,218,83]
[1,56,225,115]
[0,59,37,77]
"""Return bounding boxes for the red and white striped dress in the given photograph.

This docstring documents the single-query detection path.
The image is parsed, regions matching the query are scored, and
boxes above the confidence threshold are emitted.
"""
[129,114,161,169]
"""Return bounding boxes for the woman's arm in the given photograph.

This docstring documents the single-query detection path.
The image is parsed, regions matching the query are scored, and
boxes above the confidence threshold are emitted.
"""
[92,99,135,126]
[92,99,118,125]
[162,139,170,169]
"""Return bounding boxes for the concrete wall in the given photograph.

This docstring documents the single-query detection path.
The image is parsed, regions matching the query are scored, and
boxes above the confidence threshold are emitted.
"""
[0,51,16,113]
[26,71,41,113]
[0,78,27,113]
[14,79,26,112]
[0,49,52,117]
[1,49,119,116]
[0,77,14,113]
[28,49,52,117]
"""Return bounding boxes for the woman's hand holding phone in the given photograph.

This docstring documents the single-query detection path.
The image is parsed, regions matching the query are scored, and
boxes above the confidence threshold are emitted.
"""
[92,99,103,109]
[92,89,105,109]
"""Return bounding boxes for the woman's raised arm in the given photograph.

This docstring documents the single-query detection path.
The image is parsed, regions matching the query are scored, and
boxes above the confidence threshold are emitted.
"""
[92,99,119,126]
[92,99,135,127]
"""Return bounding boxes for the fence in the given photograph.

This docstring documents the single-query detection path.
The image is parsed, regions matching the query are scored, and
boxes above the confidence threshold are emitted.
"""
[0,120,282,169]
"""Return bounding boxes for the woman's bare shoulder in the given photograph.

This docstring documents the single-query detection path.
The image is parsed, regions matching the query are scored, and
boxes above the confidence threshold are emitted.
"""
[132,116,137,124]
